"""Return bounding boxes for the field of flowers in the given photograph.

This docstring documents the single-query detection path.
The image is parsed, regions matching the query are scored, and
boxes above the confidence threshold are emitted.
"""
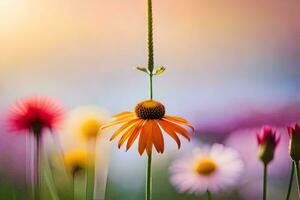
[0,0,300,200]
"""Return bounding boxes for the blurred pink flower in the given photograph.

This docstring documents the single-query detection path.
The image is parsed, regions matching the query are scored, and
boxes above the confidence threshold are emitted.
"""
[287,123,300,161]
[287,123,300,138]
[256,126,280,164]
[169,143,244,196]
[225,127,290,199]
[7,96,64,135]
[257,126,280,147]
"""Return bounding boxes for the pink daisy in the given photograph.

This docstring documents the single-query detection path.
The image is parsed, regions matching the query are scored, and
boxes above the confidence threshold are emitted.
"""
[169,144,244,196]
[7,96,64,135]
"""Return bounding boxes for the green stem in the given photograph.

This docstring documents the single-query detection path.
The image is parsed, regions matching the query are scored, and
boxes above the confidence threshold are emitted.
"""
[86,139,96,200]
[206,190,212,200]
[263,164,268,200]
[146,152,152,200]
[72,172,76,200]
[34,135,41,200]
[286,163,295,200]
[150,74,153,100]
[44,165,60,200]
[294,161,300,199]
[146,0,154,199]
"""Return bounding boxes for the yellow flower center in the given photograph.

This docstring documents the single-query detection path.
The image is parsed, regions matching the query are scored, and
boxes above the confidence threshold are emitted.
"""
[64,150,90,174]
[80,119,101,139]
[135,100,165,119]
[195,159,217,176]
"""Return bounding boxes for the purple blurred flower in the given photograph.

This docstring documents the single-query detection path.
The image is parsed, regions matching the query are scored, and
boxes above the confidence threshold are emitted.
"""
[196,103,300,135]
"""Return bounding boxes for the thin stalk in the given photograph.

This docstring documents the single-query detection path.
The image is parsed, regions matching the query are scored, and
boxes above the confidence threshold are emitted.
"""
[86,139,96,200]
[34,135,41,200]
[285,163,294,200]
[72,172,76,200]
[150,74,153,100]
[146,152,152,200]
[44,165,60,200]
[294,161,300,198]
[146,0,154,200]
[206,190,212,200]
[51,132,66,165]
[26,134,33,199]
[263,164,268,200]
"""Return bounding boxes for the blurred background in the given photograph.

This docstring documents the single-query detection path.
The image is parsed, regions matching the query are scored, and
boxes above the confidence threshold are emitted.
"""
[0,0,300,199]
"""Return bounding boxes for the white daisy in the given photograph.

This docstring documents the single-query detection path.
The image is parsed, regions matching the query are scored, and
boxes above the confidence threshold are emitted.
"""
[169,143,244,196]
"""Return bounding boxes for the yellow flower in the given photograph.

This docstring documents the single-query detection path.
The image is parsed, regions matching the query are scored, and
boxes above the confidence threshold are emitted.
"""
[63,106,110,141]
[80,119,101,139]
[102,100,194,155]
[64,150,90,174]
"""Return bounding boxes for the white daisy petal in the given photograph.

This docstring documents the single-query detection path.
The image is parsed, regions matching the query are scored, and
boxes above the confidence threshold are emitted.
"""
[169,143,244,196]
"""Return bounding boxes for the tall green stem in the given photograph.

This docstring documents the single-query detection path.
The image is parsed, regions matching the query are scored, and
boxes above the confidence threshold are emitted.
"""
[286,163,294,200]
[146,0,154,199]
[146,152,152,200]
[263,164,268,200]
[34,135,41,200]
[294,161,300,198]
[206,190,212,200]
[86,139,96,200]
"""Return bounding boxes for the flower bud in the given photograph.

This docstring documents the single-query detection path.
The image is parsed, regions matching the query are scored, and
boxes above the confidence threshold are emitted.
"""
[257,126,280,165]
[288,124,300,161]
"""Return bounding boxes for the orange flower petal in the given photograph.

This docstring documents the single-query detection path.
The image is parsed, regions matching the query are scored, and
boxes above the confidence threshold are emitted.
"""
[114,113,136,122]
[164,115,188,123]
[118,120,143,148]
[164,115,195,132]
[152,120,164,153]
[126,120,146,151]
[113,111,133,118]
[159,119,191,141]
[101,116,137,130]
[146,140,153,156]
[138,120,152,155]
[110,118,141,141]
[146,136,153,155]
[157,120,181,149]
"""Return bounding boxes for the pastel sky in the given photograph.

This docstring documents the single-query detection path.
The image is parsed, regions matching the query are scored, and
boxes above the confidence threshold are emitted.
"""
[0,0,300,123]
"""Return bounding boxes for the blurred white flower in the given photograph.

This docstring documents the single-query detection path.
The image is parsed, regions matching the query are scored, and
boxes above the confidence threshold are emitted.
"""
[169,143,244,195]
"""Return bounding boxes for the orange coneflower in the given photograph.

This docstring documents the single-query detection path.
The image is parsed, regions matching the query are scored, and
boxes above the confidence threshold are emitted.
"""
[102,100,194,155]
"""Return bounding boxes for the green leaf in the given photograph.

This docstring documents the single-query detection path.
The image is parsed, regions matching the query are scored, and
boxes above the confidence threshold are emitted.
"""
[154,66,166,75]
[136,67,149,74]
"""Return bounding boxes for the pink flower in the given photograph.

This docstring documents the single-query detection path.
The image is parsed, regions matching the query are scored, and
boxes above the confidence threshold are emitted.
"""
[257,126,280,148]
[7,96,64,135]
[287,124,300,138]
[287,124,300,161]
[256,126,280,165]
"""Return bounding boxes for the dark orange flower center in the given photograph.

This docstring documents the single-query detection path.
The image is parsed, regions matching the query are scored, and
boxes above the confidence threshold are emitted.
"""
[135,100,165,119]
[195,159,217,176]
